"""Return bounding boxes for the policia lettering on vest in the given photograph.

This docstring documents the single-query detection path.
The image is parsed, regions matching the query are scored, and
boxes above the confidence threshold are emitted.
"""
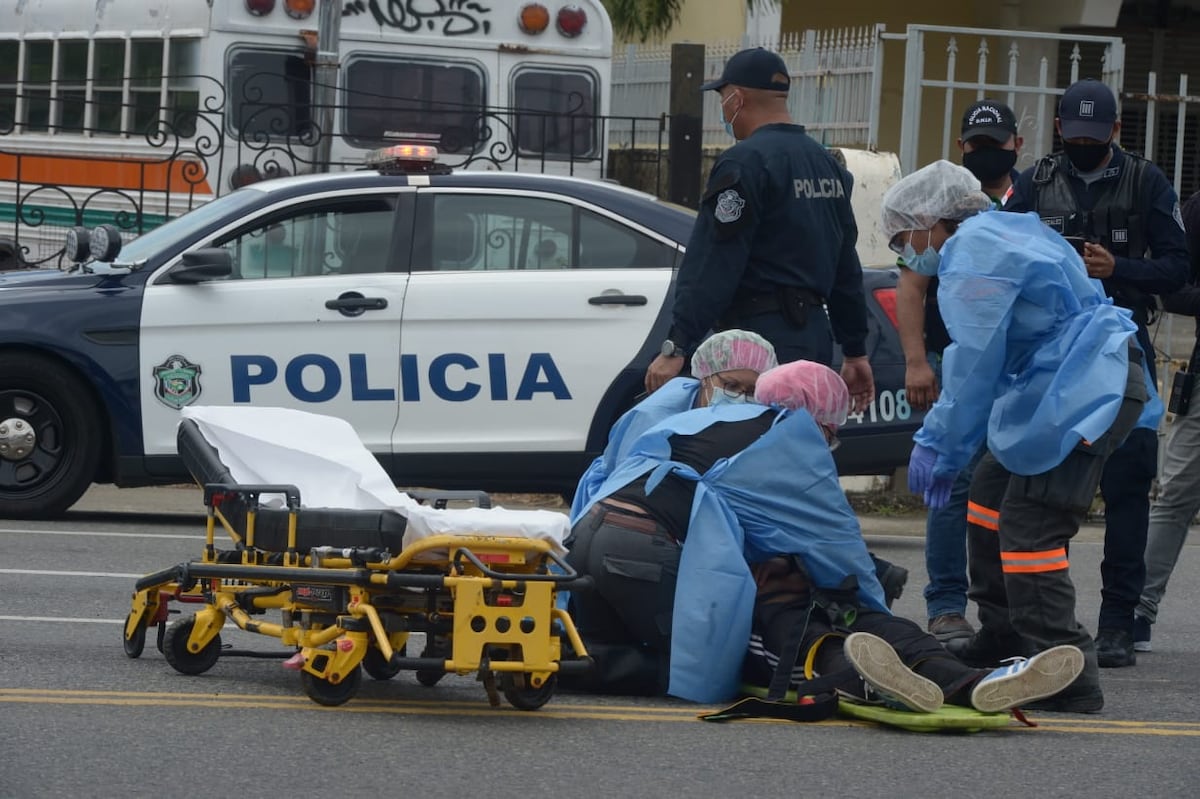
[1005,78,1189,676]
[643,47,876,414]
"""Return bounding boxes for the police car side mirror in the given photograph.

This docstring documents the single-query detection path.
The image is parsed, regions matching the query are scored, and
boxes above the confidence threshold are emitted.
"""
[170,248,234,284]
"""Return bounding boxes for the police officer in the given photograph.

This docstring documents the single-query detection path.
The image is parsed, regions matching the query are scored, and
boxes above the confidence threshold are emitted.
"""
[644,47,875,413]
[1006,79,1189,670]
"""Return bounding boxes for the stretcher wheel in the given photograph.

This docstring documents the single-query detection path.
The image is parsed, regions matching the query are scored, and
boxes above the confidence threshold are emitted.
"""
[415,668,445,687]
[301,665,362,707]
[362,647,401,681]
[123,614,146,659]
[501,673,557,711]
[162,617,221,676]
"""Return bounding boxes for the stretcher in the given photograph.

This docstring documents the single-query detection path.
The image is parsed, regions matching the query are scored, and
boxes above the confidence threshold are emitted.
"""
[124,406,591,709]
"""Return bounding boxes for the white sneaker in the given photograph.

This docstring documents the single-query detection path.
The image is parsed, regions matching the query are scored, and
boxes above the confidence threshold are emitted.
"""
[844,632,944,713]
[970,645,1085,713]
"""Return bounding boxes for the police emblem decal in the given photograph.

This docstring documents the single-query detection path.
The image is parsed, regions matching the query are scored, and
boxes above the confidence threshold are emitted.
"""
[153,355,202,409]
[1079,100,1094,117]
[714,189,745,223]
[1112,229,1128,243]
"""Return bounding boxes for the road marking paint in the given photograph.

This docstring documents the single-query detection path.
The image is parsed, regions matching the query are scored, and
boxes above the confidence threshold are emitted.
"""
[0,528,204,540]
[0,568,143,579]
[1,689,1197,734]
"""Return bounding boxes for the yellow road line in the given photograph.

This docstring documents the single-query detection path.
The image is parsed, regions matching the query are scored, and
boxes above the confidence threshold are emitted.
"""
[1,689,1197,734]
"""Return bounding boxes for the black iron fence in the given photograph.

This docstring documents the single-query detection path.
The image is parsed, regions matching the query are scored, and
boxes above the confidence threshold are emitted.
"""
[0,74,670,269]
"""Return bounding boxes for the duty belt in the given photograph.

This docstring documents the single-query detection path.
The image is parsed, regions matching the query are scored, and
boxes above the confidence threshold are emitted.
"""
[728,287,825,320]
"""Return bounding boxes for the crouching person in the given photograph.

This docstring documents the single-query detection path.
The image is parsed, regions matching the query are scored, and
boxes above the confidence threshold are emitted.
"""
[733,364,1085,716]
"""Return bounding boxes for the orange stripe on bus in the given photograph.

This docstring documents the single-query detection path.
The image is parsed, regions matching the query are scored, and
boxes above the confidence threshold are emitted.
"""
[0,153,213,195]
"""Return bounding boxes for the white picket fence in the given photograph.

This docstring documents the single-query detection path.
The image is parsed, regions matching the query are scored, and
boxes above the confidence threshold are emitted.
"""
[610,26,884,149]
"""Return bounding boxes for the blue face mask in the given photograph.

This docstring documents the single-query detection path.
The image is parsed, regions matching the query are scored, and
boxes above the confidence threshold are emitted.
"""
[721,92,742,140]
[709,389,750,407]
[900,239,941,277]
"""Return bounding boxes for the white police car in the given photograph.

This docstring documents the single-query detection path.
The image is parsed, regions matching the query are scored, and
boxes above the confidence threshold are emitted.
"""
[0,147,917,518]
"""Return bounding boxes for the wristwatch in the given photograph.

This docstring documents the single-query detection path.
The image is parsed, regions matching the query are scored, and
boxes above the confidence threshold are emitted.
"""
[660,339,686,358]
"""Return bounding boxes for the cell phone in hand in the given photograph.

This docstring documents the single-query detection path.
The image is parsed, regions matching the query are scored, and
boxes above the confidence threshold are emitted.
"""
[1063,236,1088,255]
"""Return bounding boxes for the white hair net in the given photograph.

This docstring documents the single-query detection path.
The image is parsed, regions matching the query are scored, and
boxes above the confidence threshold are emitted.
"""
[880,160,993,242]
[753,360,850,429]
[691,330,778,379]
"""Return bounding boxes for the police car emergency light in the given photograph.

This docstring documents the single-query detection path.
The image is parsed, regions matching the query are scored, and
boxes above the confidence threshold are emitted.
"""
[64,223,124,264]
[364,144,451,176]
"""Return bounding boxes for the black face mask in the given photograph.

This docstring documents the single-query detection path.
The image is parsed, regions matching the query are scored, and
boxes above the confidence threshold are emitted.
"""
[1064,140,1112,172]
[963,147,1018,183]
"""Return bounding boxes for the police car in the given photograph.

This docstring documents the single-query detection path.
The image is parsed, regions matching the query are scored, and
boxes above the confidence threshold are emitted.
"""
[0,146,918,519]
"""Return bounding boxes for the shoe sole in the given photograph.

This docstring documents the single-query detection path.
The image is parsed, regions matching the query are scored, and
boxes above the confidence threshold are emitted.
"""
[844,632,944,713]
[970,645,1085,713]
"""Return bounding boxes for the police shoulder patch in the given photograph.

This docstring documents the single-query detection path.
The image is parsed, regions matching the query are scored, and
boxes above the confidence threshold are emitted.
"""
[714,189,745,223]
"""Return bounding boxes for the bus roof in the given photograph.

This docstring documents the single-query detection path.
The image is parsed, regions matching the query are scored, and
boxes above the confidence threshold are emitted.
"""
[0,0,614,57]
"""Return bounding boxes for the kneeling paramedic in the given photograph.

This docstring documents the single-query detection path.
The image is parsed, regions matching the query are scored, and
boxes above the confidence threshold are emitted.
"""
[566,358,892,701]
[735,365,1084,719]
[882,160,1149,713]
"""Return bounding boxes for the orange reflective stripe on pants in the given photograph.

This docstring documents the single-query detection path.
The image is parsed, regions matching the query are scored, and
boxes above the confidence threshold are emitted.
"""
[966,500,1000,531]
[1001,547,1070,574]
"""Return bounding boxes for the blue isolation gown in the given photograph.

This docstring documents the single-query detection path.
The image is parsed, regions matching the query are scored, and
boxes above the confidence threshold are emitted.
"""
[916,211,1142,478]
[578,402,885,703]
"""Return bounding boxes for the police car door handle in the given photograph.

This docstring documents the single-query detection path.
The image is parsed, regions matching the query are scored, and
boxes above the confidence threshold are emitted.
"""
[588,294,647,306]
[325,295,388,314]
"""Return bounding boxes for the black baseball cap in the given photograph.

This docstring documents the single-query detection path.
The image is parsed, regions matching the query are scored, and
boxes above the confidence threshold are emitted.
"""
[700,47,790,93]
[1058,79,1118,140]
[961,100,1018,142]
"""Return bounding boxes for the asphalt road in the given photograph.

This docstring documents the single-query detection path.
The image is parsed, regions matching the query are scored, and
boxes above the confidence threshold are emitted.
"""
[1,486,1198,798]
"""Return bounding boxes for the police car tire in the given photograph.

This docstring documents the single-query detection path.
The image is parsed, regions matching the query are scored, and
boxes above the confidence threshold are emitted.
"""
[0,353,103,518]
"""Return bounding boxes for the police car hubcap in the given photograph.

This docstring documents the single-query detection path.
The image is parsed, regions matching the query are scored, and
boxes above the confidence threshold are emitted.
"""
[0,418,35,460]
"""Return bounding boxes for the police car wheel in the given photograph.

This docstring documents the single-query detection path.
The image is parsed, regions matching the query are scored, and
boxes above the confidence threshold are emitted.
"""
[0,353,103,519]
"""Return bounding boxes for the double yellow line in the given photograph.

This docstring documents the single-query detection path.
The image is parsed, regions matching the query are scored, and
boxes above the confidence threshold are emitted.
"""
[2,688,1198,734]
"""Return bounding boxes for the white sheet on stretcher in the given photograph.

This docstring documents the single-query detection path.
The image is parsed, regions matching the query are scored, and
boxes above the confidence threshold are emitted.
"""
[180,406,569,554]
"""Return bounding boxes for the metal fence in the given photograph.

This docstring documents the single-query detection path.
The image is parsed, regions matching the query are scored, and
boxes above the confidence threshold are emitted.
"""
[0,74,669,268]
[611,26,884,150]
[894,24,1125,174]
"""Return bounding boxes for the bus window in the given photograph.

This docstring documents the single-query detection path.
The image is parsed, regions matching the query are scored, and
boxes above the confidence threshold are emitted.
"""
[0,41,16,128]
[57,40,89,133]
[22,41,52,132]
[343,57,486,154]
[512,69,599,159]
[227,48,312,138]
[93,40,126,134]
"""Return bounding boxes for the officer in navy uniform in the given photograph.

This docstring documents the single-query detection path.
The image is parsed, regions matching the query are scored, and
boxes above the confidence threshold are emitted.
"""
[1005,78,1189,674]
[644,47,875,415]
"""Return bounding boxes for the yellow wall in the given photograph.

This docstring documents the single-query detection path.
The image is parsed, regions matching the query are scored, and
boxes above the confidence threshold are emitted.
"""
[620,2,747,45]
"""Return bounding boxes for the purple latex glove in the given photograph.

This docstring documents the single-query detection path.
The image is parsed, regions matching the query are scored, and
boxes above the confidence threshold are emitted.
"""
[908,444,939,497]
[924,475,956,509]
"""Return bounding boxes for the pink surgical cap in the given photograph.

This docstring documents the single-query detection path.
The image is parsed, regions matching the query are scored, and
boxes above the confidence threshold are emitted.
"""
[690,330,778,379]
[754,360,851,428]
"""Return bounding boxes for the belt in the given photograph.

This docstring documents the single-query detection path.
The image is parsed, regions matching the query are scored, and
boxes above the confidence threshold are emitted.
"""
[594,500,660,535]
[727,288,825,321]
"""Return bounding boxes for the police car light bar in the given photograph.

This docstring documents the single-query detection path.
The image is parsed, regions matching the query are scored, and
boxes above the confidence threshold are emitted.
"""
[365,144,451,176]
[365,144,439,165]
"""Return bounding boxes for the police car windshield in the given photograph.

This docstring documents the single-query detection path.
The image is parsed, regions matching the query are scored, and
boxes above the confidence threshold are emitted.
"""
[97,190,264,267]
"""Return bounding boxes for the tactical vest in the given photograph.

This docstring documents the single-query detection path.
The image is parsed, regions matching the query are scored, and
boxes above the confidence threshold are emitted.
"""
[1032,151,1151,317]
